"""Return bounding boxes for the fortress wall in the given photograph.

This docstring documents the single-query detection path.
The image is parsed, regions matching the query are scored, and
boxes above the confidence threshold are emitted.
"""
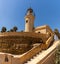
[0,32,46,38]
[0,32,47,43]
[0,41,59,64]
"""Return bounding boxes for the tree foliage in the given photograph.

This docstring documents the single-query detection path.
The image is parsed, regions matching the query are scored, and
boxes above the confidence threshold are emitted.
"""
[54,29,60,39]
[13,26,18,32]
[1,27,7,32]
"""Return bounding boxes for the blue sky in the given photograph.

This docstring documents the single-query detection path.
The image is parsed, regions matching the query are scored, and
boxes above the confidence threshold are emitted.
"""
[0,0,60,31]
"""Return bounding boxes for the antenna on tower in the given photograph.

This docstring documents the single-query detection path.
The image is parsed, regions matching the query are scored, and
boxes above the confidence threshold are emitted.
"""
[29,0,36,17]
[29,0,31,8]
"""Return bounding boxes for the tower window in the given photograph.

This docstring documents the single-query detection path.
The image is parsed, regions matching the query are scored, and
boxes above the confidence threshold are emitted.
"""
[38,32,40,33]
[26,20,28,23]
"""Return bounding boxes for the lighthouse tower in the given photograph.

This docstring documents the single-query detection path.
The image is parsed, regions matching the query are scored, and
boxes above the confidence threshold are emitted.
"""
[25,8,35,32]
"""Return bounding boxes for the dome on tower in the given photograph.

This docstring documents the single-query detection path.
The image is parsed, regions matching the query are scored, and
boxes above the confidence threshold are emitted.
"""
[25,8,35,16]
[27,8,33,13]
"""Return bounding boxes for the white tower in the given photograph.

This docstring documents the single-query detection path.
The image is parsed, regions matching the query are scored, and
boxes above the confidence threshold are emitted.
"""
[25,8,35,32]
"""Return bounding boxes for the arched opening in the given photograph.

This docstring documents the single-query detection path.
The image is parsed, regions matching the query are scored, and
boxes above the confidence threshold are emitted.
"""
[26,20,28,23]
[5,55,9,62]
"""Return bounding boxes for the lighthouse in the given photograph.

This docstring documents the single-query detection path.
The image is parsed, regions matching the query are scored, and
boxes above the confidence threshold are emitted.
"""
[25,8,35,32]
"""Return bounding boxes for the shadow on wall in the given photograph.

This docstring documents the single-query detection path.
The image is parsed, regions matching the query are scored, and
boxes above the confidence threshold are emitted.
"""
[0,53,13,64]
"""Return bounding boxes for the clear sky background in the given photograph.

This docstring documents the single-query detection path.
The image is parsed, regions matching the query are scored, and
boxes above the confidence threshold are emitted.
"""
[0,0,60,31]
